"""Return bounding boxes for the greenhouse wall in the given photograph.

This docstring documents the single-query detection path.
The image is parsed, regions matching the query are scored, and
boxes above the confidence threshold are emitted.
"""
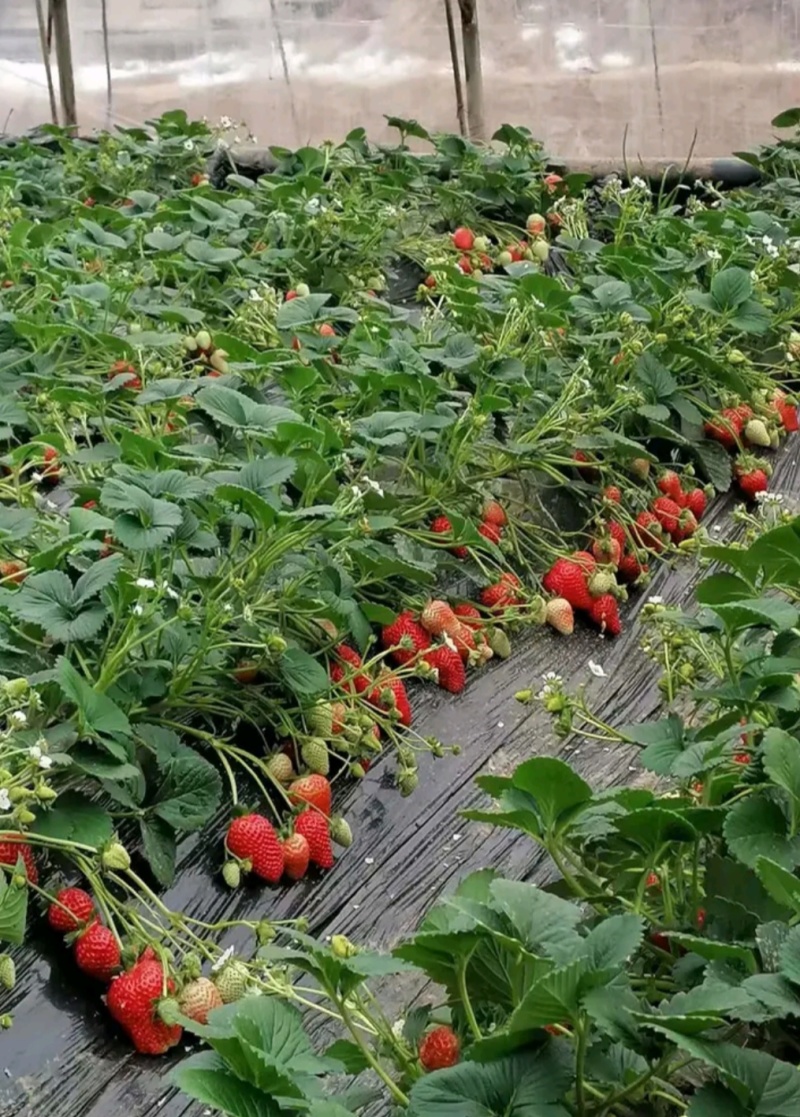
[1,0,799,157]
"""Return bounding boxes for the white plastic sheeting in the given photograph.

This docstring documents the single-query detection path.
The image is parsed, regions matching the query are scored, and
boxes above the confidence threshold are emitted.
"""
[1,0,799,157]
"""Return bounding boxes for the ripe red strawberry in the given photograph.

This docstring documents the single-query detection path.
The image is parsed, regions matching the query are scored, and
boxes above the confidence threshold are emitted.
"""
[48,886,95,933]
[368,673,412,727]
[0,835,38,884]
[651,496,682,537]
[288,774,332,816]
[294,810,334,869]
[734,752,751,765]
[233,660,259,684]
[478,520,503,544]
[479,572,521,611]
[704,411,741,450]
[696,908,707,931]
[602,485,621,503]
[735,403,754,423]
[381,612,430,666]
[430,515,468,558]
[570,550,597,573]
[453,603,482,629]
[650,932,671,952]
[331,645,371,694]
[674,510,698,542]
[482,500,507,527]
[179,977,223,1024]
[74,920,121,981]
[226,814,284,882]
[646,873,660,889]
[424,645,467,693]
[657,470,683,501]
[633,511,664,553]
[591,537,621,567]
[589,594,621,636]
[452,227,475,251]
[735,465,769,500]
[419,1026,460,1071]
[457,256,472,275]
[318,323,336,338]
[421,600,461,637]
[777,398,799,433]
[545,597,574,635]
[281,833,311,880]
[618,553,648,583]
[572,450,599,480]
[542,558,593,611]
[684,488,707,519]
[107,953,182,1055]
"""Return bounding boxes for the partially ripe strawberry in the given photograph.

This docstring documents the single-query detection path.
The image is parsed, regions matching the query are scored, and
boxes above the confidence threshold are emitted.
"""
[602,485,621,503]
[545,597,574,635]
[318,323,336,338]
[48,887,95,933]
[419,1026,460,1071]
[282,833,311,880]
[288,774,332,816]
[591,537,621,567]
[294,810,334,869]
[226,814,284,882]
[421,599,461,637]
[179,977,223,1024]
[74,920,121,981]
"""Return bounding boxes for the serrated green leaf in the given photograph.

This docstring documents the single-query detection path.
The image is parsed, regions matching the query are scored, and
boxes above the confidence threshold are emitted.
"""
[150,751,222,831]
[279,647,329,697]
[0,862,28,945]
[140,815,177,886]
[32,790,113,849]
[57,657,131,738]
[408,1049,571,1117]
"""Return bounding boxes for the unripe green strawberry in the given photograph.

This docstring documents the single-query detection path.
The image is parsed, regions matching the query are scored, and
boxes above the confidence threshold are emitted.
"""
[329,816,353,848]
[497,251,513,267]
[531,239,549,262]
[349,762,366,779]
[295,282,310,297]
[331,934,358,958]
[307,702,334,737]
[222,860,241,889]
[101,841,131,871]
[589,570,616,597]
[266,753,295,782]
[214,960,250,1004]
[745,418,771,447]
[301,738,330,776]
[397,769,419,796]
[487,628,512,659]
[630,457,651,480]
[196,329,212,353]
[0,955,15,990]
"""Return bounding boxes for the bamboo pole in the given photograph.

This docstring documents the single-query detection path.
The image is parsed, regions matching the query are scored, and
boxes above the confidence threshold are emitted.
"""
[443,0,467,137]
[101,0,112,128]
[49,0,77,130]
[34,0,60,125]
[457,0,485,140]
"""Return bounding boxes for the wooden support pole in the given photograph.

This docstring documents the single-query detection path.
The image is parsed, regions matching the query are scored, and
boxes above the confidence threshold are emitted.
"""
[443,0,467,137]
[34,0,60,126]
[50,0,78,130]
[457,0,485,140]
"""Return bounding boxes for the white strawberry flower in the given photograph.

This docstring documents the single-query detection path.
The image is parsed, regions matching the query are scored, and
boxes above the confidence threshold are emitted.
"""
[0,789,10,812]
[10,711,27,726]
[135,577,156,590]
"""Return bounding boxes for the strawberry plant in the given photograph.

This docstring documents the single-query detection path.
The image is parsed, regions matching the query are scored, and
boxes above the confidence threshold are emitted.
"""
[1,108,800,1057]
[171,517,800,1116]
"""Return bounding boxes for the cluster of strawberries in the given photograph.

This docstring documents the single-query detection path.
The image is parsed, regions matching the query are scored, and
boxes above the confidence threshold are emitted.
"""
[542,467,713,638]
[704,390,798,498]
